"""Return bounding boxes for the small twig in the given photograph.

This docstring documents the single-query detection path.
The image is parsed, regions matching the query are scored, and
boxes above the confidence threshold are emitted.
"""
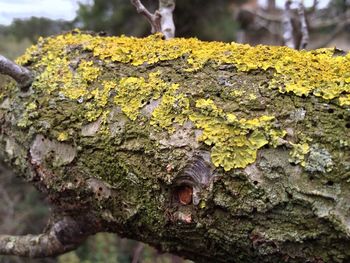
[0,216,95,257]
[130,0,162,34]
[298,1,309,49]
[130,0,175,39]
[0,55,33,90]
[282,0,295,48]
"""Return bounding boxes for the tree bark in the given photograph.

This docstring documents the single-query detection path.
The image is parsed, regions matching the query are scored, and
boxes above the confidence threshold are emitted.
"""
[0,31,350,263]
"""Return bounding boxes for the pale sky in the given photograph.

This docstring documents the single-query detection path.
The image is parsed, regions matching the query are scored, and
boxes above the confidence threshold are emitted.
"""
[0,0,87,25]
[0,0,331,26]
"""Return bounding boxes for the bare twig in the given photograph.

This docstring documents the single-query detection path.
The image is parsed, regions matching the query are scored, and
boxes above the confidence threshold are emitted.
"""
[130,0,161,34]
[130,0,175,39]
[298,1,309,49]
[282,0,295,48]
[0,216,95,257]
[0,55,33,90]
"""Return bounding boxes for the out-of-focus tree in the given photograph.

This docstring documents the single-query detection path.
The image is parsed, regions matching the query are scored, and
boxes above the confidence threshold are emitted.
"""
[232,0,350,50]
[75,0,238,41]
[1,17,73,43]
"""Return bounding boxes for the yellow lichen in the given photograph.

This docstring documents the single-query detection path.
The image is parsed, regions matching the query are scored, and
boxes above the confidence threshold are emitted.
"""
[57,131,69,141]
[15,31,349,171]
[114,71,167,121]
[18,31,350,106]
[339,94,350,106]
[189,99,282,171]
[151,84,190,131]
[289,142,310,167]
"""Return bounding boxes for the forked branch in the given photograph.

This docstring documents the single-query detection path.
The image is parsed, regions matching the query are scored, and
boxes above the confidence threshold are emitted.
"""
[0,55,33,90]
[130,0,175,39]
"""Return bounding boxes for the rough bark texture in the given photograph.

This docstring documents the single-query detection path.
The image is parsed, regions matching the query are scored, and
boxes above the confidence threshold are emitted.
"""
[0,31,350,262]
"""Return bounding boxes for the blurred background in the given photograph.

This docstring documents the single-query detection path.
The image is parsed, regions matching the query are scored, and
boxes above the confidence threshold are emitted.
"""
[0,0,349,262]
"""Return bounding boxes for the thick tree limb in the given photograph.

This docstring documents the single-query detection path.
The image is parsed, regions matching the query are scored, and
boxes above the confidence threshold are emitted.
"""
[0,32,350,262]
[0,217,93,257]
[0,55,33,90]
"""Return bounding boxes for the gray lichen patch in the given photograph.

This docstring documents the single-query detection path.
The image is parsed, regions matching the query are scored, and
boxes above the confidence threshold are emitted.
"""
[305,144,333,173]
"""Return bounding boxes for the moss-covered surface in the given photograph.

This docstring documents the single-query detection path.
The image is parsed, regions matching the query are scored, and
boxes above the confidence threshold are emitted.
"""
[0,31,350,262]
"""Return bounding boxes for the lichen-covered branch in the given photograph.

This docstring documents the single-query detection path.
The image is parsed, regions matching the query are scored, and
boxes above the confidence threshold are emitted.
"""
[0,55,33,90]
[0,31,349,262]
[0,217,94,257]
[298,1,309,49]
[130,0,175,39]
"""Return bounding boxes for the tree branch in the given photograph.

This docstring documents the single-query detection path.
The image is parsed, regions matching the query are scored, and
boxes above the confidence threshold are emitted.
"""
[130,0,175,39]
[298,1,309,49]
[282,0,295,48]
[0,217,93,258]
[0,55,33,90]
[130,0,162,34]
[158,0,176,39]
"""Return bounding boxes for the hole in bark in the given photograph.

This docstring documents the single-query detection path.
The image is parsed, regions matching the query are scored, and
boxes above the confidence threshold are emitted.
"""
[253,181,258,185]
[326,180,334,186]
[346,123,350,129]
[173,185,193,205]
[327,108,334,114]
[287,192,293,199]
[309,175,315,181]
[98,187,103,191]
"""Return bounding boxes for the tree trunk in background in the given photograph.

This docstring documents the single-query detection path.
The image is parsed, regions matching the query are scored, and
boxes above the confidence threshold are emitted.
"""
[0,31,350,263]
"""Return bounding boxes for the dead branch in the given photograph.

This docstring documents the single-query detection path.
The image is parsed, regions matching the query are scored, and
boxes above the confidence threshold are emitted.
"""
[0,55,33,90]
[130,0,175,39]
[298,1,309,49]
